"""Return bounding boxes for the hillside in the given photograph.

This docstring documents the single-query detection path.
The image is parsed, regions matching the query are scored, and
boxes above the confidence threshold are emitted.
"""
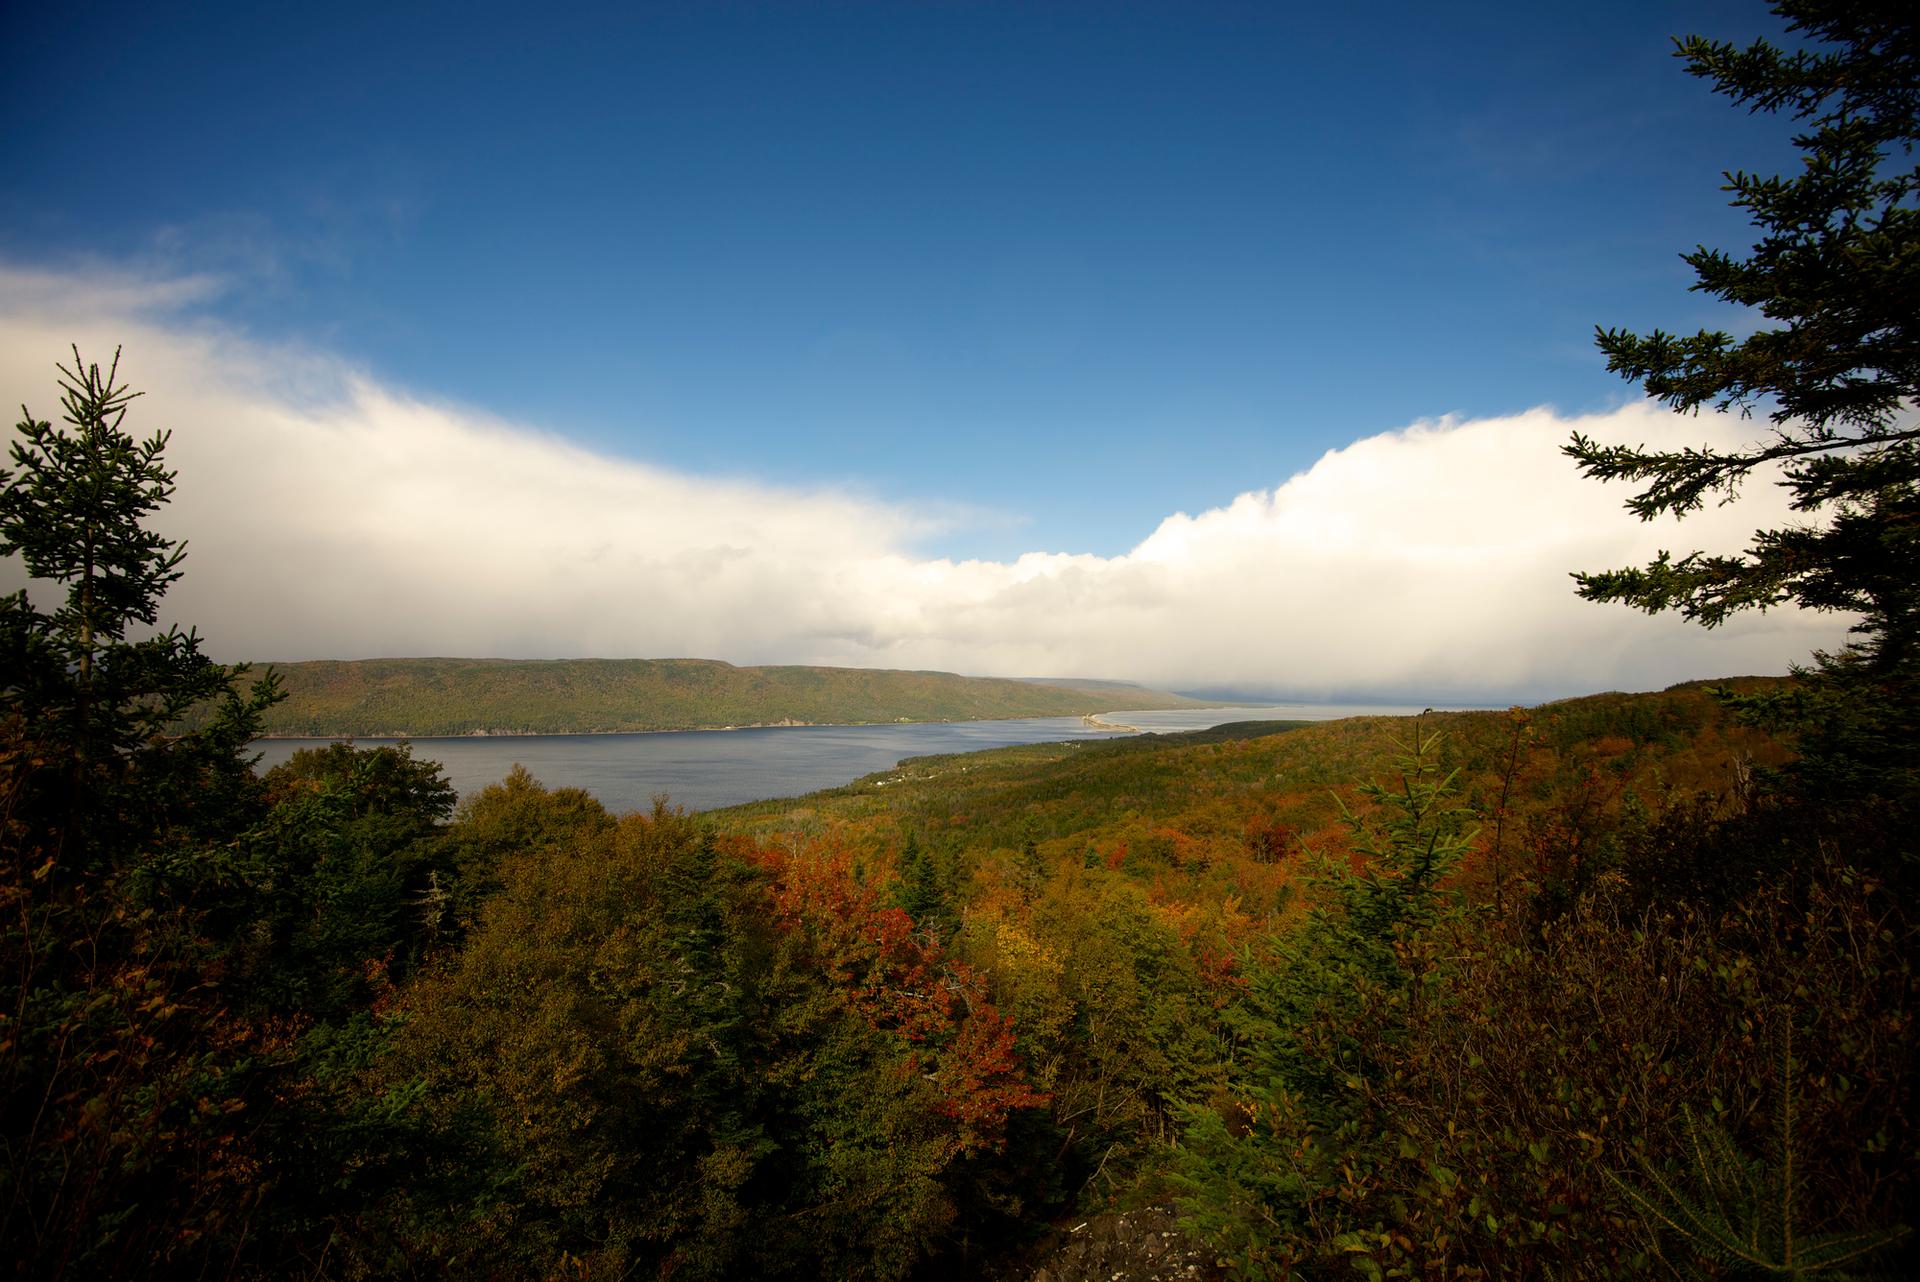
[689,677,1913,1277]
[238,656,1212,737]
[707,678,1797,877]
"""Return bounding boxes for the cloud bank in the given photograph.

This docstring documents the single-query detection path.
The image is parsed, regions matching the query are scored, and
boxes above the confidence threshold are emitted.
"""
[1,265,1846,701]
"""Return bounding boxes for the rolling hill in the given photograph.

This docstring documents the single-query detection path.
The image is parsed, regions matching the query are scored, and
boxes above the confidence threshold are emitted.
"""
[237,657,1213,737]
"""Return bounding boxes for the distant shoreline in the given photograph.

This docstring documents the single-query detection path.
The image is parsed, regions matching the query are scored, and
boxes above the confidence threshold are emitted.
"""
[251,707,1204,742]
[220,657,1220,740]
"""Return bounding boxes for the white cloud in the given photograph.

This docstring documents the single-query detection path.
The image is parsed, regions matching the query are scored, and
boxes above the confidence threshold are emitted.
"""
[1,265,1848,700]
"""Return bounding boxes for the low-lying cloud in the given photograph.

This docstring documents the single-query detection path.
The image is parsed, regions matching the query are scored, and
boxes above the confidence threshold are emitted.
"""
[1,265,1846,701]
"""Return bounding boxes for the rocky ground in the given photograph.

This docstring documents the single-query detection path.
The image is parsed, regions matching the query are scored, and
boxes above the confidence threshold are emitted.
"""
[1018,1205,1222,1282]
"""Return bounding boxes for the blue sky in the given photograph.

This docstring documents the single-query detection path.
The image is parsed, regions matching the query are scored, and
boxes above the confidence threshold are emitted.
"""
[0,1,1845,696]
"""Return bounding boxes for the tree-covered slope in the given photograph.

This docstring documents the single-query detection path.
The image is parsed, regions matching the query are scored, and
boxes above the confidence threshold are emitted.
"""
[239,656,1211,737]
[707,679,1791,863]
[702,676,1912,1280]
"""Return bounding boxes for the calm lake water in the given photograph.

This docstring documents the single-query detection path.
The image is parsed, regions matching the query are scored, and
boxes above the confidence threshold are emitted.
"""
[248,702,1448,815]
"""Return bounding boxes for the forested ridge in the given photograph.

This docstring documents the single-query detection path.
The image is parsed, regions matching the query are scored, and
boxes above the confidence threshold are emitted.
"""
[200,657,1207,738]
[5,3,1917,1278]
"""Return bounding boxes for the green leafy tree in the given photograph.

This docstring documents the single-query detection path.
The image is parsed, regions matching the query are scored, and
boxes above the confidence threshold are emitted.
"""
[1566,1,1918,833]
[433,763,614,931]
[381,811,1042,1280]
[246,742,459,1015]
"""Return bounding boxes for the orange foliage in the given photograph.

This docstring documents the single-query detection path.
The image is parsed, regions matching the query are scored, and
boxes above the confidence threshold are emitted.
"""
[753,838,1048,1153]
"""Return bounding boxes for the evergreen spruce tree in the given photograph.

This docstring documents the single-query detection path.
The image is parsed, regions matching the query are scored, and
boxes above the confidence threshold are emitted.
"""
[1606,1023,1911,1277]
[1566,1,1918,844]
[1,349,282,1277]
[894,832,951,936]
[1177,732,1477,1275]
[1,346,279,859]
[1569,13,1917,1275]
